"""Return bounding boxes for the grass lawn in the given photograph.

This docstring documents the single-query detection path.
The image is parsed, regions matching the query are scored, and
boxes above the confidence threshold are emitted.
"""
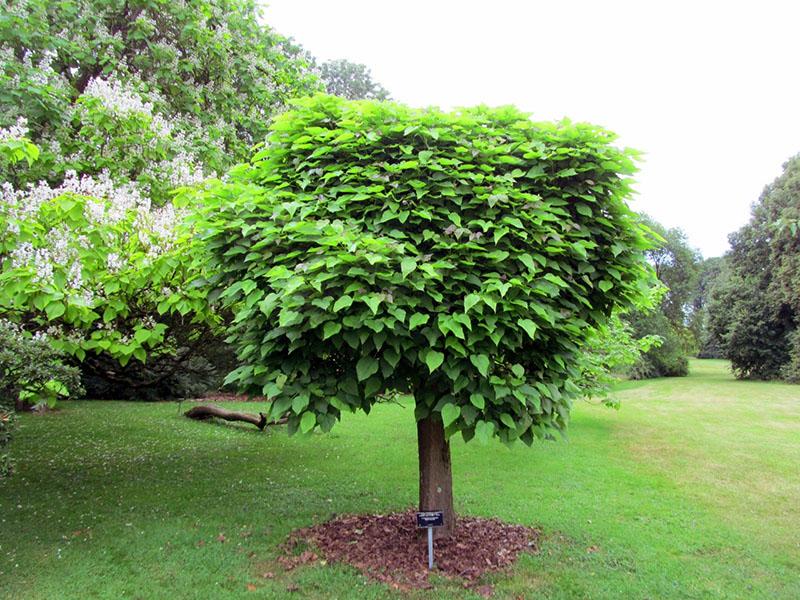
[1,359,798,599]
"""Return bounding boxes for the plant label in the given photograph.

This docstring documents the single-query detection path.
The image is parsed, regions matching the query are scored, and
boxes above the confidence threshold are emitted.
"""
[416,511,444,528]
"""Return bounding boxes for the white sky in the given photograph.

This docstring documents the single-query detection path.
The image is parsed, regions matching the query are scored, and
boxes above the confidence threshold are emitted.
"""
[262,0,800,258]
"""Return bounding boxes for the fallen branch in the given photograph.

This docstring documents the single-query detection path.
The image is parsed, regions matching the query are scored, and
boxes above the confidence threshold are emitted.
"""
[184,405,286,431]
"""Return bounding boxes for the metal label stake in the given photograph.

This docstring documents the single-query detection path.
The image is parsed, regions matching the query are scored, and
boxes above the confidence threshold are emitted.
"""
[415,510,444,570]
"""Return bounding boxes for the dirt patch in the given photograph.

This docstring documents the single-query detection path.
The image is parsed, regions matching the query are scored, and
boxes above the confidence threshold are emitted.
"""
[281,509,539,590]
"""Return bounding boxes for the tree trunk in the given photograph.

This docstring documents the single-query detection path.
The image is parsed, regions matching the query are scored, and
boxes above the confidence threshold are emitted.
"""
[417,415,455,538]
[184,405,286,430]
[14,398,33,412]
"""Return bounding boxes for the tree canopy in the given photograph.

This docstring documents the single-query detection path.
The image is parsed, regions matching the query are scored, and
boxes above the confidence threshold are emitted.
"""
[190,94,652,444]
[0,0,323,399]
[624,215,701,378]
[0,0,321,199]
[708,154,800,380]
[318,59,390,101]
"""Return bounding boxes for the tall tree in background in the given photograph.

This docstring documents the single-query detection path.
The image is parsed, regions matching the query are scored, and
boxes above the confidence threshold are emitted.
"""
[692,256,728,358]
[625,216,700,378]
[708,155,800,380]
[1,0,321,199]
[318,58,390,101]
[0,0,322,400]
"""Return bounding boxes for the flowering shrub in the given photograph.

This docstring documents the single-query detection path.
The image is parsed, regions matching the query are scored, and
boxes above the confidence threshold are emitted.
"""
[0,130,220,399]
[0,165,218,380]
[0,118,38,166]
[0,0,322,397]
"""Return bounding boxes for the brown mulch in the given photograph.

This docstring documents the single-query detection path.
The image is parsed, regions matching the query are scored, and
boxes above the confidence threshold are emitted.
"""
[280,509,539,590]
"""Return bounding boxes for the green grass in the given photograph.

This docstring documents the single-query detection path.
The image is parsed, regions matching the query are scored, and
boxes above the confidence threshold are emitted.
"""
[1,359,798,599]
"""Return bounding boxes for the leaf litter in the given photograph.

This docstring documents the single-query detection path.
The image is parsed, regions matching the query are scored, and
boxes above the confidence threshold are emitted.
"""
[281,509,539,590]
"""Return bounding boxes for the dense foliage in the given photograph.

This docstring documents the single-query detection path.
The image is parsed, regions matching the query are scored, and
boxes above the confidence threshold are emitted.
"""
[625,216,700,378]
[577,311,661,401]
[0,0,321,198]
[0,152,220,397]
[190,94,652,443]
[707,155,800,380]
[692,256,728,358]
[0,0,323,399]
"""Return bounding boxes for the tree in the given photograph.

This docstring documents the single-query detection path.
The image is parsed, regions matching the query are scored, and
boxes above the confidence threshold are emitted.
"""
[639,215,701,326]
[693,256,729,358]
[624,216,701,377]
[0,0,321,195]
[318,59,390,101]
[188,94,652,536]
[708,154,800,380]
[0,0,322,398]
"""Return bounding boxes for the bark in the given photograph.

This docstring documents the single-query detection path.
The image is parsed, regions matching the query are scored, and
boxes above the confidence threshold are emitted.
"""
[417,415,456,538]
[184,405,286,430]
[14,397,33,413]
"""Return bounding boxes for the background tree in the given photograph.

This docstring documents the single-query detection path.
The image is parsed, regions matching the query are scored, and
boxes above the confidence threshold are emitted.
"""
[317,58,390,101]
[0,0,322,399]
[624,216,700,378]
[0,0,321,195]
[189,94,652,536]
[692,256,728,358]
[706,154,800,380]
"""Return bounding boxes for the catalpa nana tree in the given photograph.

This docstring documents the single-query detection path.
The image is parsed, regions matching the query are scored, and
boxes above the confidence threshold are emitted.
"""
[189,94,651,536]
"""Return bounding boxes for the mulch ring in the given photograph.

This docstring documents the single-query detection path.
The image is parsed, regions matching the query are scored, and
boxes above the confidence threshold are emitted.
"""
[280,509,540,591]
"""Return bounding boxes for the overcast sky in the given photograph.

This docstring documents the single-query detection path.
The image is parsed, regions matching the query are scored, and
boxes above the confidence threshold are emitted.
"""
[262,0,800,258]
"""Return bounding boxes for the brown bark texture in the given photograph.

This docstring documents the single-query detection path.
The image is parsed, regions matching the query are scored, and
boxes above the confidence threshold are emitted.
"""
[184,405,285,430]
[417,415,456,537]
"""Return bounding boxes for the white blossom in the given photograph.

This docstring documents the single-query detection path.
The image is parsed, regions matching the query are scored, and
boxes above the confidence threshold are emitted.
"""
[0,117,29,142]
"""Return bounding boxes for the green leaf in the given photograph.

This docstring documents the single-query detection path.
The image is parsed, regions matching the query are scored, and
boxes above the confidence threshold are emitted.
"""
[464,293,481,313]
[323,321,342,339]
[482,294,497,312]
[470,354,490,376]
[401,258,417,278]
[279,309,301,327]
[45,301,65,320]
[333,296,353,312]
[409,313,430,330]
[474,420,495,444]
[525,165,545,179]
[518,318,537,339]
[499,413,516,429]
[300,411,316,433]
[356,356,379,381]
[598,280,613,292]
[519,254,536,272]
[469,392,485,409]
[292,393,310,413]
[441,403,460,428]
[424,350,444,373]
[363,295,382,314]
